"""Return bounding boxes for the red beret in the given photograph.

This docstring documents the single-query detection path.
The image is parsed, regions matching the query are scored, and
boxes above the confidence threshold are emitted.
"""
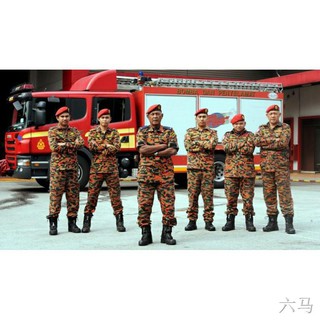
[55,106,69,117]
[266,104,280,113]
[146,104,161,114]
[97,108,110,118]
[195,108,208,116]
[231,113,245,124]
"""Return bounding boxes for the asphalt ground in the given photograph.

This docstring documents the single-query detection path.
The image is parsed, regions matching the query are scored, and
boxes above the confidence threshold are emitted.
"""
[0,176,319,250]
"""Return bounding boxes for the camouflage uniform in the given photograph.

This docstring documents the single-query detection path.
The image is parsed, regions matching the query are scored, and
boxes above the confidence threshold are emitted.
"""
[222,129,256,216]
[184,127,218,222]
[83,126,123,216]
[48,125,84,218]
[254,122,294,216]
[136,125,179,227]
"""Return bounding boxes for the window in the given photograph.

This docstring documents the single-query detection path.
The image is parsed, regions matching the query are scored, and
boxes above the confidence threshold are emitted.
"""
[92,97,131,124]
[33,97,86,124]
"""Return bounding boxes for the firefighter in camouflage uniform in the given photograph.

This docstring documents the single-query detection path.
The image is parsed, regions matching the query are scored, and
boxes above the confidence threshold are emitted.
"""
[254,104,295,234]
[184,108,218,232]
[82,108,126,233]
[136,104,179,246]
[222,113,256,232]
[47,106,84,235]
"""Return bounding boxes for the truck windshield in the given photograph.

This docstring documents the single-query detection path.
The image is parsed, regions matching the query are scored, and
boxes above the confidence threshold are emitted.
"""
[9,100,32,131]
[8,96,86,131]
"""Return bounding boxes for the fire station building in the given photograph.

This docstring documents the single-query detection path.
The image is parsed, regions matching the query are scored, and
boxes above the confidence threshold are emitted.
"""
[0,69,319,172]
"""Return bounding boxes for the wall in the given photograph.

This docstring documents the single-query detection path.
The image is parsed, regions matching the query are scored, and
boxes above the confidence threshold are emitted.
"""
[284,84,320,170]
[29,70,63,91]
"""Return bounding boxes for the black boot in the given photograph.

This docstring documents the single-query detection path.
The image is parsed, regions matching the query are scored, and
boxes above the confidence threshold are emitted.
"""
[262,215,279,232]
[185,220,197,231]
[245,214,256,232]
[47,215,58,236]
[161,226,176,245]
[82,213,93,233]
[222,214,235,231]
[115,213,126,232]
[68,216,81,233]
[138,226,153,246]
[284,215,296,234]
[205,221,216,231]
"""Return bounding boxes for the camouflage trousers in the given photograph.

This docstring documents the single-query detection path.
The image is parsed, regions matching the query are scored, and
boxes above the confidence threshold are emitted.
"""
[84,171,123,216]
[186,169,214,222]
[137,180,177,227]
[48,169,79,218]
[262,169,294,216]
[224,177,255,215]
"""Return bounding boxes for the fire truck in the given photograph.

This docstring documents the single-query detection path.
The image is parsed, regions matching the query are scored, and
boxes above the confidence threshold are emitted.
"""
[4,70,283,189]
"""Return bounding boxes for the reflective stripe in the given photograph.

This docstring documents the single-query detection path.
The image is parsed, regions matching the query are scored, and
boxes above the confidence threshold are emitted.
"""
[22,131,48,139]
[120,134,135,148]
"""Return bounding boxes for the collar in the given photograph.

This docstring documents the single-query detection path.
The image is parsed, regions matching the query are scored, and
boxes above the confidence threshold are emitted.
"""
[57,125,69,130]
[147,125,164,133]
[97,125,111,133]
[231,129,247,135]
[196,126,210,131]
[267,122,282,128]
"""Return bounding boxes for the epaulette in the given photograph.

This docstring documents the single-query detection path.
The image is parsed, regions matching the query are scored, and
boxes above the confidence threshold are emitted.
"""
[139,125,150,131]
[162,126,172,131]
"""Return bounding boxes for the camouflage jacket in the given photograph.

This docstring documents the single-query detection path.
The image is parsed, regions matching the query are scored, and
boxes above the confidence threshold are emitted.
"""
[184,127,218,170]
[222,129,255,178]
[254,122,291,172]
[136,125,179,182]
[48,125,84,170]
[87,126,120,173]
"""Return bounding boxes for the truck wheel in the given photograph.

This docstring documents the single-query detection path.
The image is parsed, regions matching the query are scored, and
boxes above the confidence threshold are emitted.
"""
[214,154,225,188]
[77,155,90,190]
[36,178,49,190]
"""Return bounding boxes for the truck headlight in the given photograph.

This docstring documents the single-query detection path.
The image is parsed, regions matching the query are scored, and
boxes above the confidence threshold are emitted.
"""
[17,159,31,167]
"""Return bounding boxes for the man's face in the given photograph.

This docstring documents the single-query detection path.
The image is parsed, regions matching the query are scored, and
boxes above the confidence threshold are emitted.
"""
[99,114,111,126]
[266,110,281,125]
[57,112,70,127]
[232,121,246,132]
[147,111,163,126]
[196,114,207,128]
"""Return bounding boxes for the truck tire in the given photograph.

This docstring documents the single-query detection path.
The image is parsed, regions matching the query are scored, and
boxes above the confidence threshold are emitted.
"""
[36,178,49,190]
[77,155,90,190]
[214,153,226,188]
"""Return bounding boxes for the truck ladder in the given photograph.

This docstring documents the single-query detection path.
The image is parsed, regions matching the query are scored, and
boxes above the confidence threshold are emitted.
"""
[116,75,283,93]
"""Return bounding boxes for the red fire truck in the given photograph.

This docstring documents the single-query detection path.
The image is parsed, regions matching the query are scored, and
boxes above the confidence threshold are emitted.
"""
[4,70,283,189]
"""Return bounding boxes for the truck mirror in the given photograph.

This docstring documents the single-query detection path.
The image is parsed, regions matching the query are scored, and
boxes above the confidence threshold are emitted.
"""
[13,101,23,111]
